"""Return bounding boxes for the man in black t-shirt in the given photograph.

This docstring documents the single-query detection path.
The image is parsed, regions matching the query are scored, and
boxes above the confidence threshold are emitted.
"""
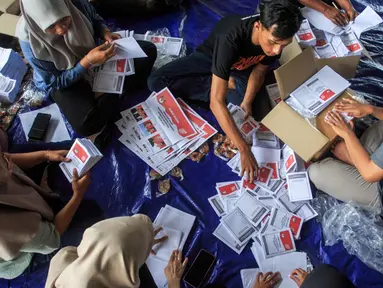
[148,0,302,182]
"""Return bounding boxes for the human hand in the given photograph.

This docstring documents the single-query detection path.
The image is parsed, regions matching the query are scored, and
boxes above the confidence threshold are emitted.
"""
[46,150,70,162]
[104,31,121,42]
[85,42,116,65]
[240,101,253,120]
[253,272,281,288]
[324,6,349,26]
[165,250,188,288]
[334,98,372,118]
[240,146,259,183]
[290,268,309,287]
[72,169,91,198]
[151,227,169,255]
[345,7,358,22]
[325,111,355,139]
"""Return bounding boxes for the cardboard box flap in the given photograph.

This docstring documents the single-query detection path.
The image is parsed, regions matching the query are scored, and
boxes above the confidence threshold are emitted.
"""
[315,55,360,80]
[279,37,302,66]
[261,101,329,161]
[0,13,19,37]
[274,48,317,100]
[0,0,19,14]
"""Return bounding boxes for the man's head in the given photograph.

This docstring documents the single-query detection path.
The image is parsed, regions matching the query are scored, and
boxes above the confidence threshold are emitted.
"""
[255,0,303,56]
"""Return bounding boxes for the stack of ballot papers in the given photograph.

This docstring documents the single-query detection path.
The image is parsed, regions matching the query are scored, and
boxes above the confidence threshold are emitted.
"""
[117,87,217,176]
[146,205,196,288]
[144,32,184,56]
[266,83,282,108]
[59,138,103,182]
[92,37,147,94]
[295,19,316,48]
[0,47,27,103]
[228,103,260,143]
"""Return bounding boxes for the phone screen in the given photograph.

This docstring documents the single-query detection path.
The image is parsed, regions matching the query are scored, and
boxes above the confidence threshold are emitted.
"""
[28,113,51,140]
[184,250,215,288]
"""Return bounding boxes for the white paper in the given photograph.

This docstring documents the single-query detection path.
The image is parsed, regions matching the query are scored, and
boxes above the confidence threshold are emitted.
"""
[325,33,349,57]
[228,103,259,142]
[278,192,304,213]
[301,7,344,35]
[108,37,147,61]
[314,44,337,59]
[286,172,313,202]
[339,31,363,54]
[235,191,270,227]
[295,19,316,47]
[259,229,296,258]
[266,83,281,108]
[208,194,226,217]
[295,203,318,222]
[92,69,125,94]
[257,195,281,210]
[350,6,383,38]
[145,34,184,56]
[0,48,11,71]
[269,207,303,239]
[221,208,256,245]
[151,226,182,262]
[251,146,281,164]
[146,256,168,288]
[241,268,260,288]
[19,103,71,142]
[213,223,247,254]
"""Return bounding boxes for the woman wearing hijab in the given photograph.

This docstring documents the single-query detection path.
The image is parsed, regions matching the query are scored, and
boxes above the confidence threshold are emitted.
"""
[0,130,91,279]
[45,215,188,288]
[16,0,157,142]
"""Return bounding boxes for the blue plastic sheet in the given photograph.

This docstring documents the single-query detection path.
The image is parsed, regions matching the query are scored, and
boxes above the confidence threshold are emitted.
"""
[2,0,383,286]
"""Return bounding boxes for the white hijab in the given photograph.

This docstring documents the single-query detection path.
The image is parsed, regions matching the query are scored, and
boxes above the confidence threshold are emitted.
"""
[16,0,96,70]
[45,215,154,288]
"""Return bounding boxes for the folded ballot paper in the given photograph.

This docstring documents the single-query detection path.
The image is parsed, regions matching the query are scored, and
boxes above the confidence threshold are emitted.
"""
[59,139,102,182]
[228,103,260,143]
[0,48,27,103]
[144,33,184,56]
[146,205,196,288]
[117,88,217,176]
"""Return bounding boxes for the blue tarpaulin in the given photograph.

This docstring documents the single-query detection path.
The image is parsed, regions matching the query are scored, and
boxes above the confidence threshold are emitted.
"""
[2,0,383,286]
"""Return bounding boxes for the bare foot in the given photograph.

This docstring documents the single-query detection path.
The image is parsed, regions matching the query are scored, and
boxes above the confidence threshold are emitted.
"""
[228,76,236,90]
[332,141,353,165]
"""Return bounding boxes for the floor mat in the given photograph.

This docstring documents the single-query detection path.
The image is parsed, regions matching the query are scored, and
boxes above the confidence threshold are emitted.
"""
[2,0,383,287]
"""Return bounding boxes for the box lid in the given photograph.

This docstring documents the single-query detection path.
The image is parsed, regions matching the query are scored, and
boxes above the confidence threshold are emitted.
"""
[261,101,329,161]
[0,13,20,37]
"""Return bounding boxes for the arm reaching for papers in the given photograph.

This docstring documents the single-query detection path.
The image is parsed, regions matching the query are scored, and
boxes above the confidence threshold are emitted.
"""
[253,272,281,288]
[165,250,188,288]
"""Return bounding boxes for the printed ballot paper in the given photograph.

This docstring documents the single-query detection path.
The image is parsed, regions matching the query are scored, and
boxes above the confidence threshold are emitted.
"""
[286,172,313,202]
[253,123,280,149]
[109,37,147,61]
[221,208,256,245]
[235,191,270,227]
[228,103,260,143]
[289,66,350,116]
[266,83,282,108]
[259,229,296,258]
[145,33,184,56]
[269,207,303,239]
[295,19,316,47]
[59,139,102,182]
[213,223,247,254]
[295,203,318,222]
[208,194,226,217]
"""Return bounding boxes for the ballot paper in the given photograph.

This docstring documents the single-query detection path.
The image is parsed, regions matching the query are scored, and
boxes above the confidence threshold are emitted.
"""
[295,203,318,222]
[59,139,103,182]
[216,181,242,214]
[213,223,247,254]
[108,37,147,61]
[256,166,273,186]
[278,192,304,213]
[339,31,363,54]
[325,33,350,57]
[286,172,313,202]
[264,179,284,195]
[151,227,182,262]
[228,103,260,143]
[259,229,296,258]
[115,29,134,38]
[269,207,303,239]
[275,181,288,198]
[290,66,351,116]
[266,83,282,108]
[145,33,184,56]
[314,44,337,59]
[257,195,282,210]
[92,69,125,94]
[350,6,383,38]
[281,145,303,177]
[19,103,71,142]
[265,162,280,180]
[253,124,280,149]
[313,28,328,47]
[241,268,260,288]
[301,7,345,35]
[221,207,257,245]
[154,205,196,250]
[251,146,281,164]
[146,256,168,288]
[235,191,269,227]
[241,180,270,196]
[96,58,135,76]
[295,19,316,47]
[208,194,226,217]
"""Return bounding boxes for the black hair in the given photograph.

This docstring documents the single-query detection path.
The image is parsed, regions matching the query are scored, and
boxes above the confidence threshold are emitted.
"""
[259,0,303,40]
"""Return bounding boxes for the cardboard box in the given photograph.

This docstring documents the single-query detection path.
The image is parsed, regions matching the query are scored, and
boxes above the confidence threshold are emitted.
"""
[262,48,358,162]
[0,0,20,37]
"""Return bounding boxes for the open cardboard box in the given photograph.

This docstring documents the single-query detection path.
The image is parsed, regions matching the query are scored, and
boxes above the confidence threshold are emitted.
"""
[262,47,359,162]
[0,0,20,37]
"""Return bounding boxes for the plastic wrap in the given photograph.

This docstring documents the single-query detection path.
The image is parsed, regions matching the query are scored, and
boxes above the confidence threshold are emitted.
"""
[19,82,47,107]
[145,28,187,69]
[311,192,340,222]
[321,203,383,274]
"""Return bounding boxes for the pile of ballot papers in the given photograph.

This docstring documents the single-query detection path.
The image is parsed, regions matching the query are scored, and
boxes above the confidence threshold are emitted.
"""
[0,47,27,103]
[208,128,318,287]
[117,87,217,176]
[146,205,196,288]
[60,138,103,182]
[296,6,383,58]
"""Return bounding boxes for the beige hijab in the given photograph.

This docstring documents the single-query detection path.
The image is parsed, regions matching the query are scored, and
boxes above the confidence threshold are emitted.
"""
[45,215,155,288]
[16,0,96,70]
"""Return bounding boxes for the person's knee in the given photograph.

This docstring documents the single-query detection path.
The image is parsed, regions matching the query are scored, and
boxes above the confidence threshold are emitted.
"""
[139,41,157,61]
[308,162,322,189]
[74,107,107,136]
[147,70,166,92]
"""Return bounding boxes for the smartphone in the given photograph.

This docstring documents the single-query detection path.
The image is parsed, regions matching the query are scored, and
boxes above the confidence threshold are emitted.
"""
[28,113,51,142]
[183,250,216,288]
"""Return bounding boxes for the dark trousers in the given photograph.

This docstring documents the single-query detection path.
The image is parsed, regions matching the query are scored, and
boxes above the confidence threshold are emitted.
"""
[139,263,157,288]
[51,41,157,136]
[147,52,271,121]
[301,264,355,288]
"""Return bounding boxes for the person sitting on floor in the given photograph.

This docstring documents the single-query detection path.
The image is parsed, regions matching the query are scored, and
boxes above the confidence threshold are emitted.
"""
[308,99,383,211]
[148,0,303,183]
[45,214,187,288]
[16,0,157,144]
[0,146,91,280]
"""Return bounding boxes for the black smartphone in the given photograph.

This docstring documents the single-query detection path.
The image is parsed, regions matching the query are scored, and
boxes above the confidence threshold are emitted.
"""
[184,250,216,288]
[28,113,51,142]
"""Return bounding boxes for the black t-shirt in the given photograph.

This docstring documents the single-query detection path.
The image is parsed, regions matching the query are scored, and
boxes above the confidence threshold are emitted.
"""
[197,15,279,81]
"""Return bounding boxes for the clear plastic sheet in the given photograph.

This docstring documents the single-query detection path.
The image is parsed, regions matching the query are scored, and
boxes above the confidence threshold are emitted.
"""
[145,28,187,69]
[19,82,47,108]
[321,202,383,274]
[311,191,340,223]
